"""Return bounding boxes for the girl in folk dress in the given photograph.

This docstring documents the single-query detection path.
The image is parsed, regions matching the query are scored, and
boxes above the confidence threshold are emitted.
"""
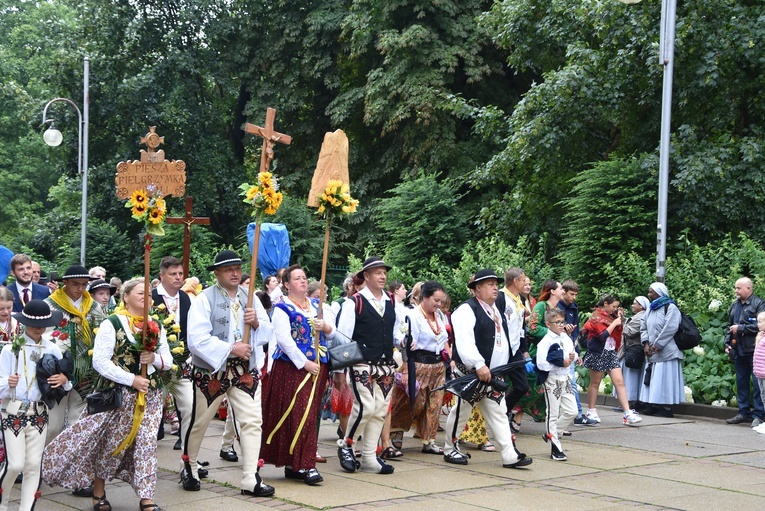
[42,279,172,511]
[0,300,71,511]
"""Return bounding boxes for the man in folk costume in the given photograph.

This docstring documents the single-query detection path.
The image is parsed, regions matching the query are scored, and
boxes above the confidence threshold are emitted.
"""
[443,269,533,469]
[44,265,104,435]
[151,257,193,450]
[336,257,402,475]
[182,250,275,497]
[0,300,71,511]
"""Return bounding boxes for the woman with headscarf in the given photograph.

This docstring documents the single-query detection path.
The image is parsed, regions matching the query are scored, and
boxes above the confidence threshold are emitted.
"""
[581,294,642,426]
[618,296,650,411]
[639,283,683,418]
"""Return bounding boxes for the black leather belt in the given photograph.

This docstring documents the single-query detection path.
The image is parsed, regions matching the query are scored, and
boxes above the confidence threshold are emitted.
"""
[410,350,441,364]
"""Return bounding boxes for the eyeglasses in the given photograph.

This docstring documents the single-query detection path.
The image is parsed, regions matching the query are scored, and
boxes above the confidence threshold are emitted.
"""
[550,321,566,325]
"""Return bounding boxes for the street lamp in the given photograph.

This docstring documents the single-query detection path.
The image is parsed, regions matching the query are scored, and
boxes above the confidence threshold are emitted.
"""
[41,57,89,266]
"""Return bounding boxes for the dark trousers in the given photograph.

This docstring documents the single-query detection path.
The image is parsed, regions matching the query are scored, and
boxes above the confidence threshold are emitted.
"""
[505,350,530,413]
[734,353,764,419]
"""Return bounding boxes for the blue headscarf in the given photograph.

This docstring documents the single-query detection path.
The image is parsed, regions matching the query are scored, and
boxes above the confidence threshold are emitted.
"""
[648,282,674,310]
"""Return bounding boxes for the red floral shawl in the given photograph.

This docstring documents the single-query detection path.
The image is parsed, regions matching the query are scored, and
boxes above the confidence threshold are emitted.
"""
[582,307,623,351]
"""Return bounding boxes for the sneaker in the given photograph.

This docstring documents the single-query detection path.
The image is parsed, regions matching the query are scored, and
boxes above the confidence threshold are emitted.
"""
[752,417,763,428]
[623,410,643,426]
[753,423,765,434]
[550,449,568,461]
[574,415,598,426]
[585,409,601,423]
[726,413,750,424]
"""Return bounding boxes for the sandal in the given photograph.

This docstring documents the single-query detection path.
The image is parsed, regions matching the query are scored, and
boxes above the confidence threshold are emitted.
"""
[381,446,404,459]
[421,442,443,454]
[510,420,522,434]
[92,495,112,511]
[139,502,163,511]
[390,431,404,450]
[479,442,497,452]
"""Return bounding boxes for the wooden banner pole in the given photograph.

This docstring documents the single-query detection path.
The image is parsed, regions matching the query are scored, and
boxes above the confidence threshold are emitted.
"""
[141,234,151,378]
[314,216,331,360]
[242,222,262,345]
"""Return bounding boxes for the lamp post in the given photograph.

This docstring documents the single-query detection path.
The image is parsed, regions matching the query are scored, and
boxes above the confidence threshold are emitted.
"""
[42,57,89,266]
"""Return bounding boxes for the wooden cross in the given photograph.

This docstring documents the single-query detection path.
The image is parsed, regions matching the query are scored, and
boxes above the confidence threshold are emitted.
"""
[243,107,292,173]
[166,196,210,277]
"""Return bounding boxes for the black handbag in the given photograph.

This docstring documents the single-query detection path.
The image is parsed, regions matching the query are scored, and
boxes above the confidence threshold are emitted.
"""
[623,344,645,369]
[328,341,365,370]
[86,387,123,415]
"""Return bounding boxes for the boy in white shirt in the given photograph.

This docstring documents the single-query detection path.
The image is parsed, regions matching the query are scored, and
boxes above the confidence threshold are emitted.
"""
[536,308,578,461]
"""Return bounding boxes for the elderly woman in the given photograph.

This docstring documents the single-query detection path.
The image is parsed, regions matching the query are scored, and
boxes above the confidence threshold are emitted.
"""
[43,278,172,511]
[639,282,683,418]
[618,296,650,411]
[261,265,335,485]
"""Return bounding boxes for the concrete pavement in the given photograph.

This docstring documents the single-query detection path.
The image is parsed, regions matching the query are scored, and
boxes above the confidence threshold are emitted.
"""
[21,405,765,511]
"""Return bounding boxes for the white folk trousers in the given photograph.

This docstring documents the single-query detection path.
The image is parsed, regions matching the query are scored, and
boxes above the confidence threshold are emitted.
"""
[543,373,578,451]
[1,406,47,511]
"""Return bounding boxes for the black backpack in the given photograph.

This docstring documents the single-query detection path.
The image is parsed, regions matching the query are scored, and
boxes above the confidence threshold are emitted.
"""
[664,304,701,350]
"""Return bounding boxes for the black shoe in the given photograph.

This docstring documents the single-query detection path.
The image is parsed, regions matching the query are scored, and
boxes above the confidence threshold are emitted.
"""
[72,486,94,497]
[241,474,275,497]
[284,467,305,480]
[726,413,750,424]
[220,449,239,462]
[338,445,359,472]
[179,467,200,491]
[173,438,182,450]
[443,450,469,465]
[197,468,208,479]
[654,407,674,418]
[550,450,568,461]
[641,405,659,416]
[14,473,22,484]
[503,457,533,468]
[304,468,323,485]
[157,424,165,441]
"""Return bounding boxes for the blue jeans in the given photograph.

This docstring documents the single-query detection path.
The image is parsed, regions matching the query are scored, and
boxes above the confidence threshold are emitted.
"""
[734,353,764,419]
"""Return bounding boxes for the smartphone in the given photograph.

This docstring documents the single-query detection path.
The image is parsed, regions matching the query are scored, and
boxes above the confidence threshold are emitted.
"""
[50,271,58,282]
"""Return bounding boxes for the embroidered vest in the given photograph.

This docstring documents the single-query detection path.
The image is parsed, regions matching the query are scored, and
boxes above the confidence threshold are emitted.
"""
[452,297,510,369]
[192,285,248,371]
[273,299,328,364]
[98,316,164,390]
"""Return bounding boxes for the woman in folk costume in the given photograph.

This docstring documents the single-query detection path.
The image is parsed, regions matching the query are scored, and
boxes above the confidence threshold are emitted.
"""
[261,265,335,485]
[581,294,642,426]
[42,278,173,511]
[0,300,71,511]
[44,264,105,445]
[389,280,449,455]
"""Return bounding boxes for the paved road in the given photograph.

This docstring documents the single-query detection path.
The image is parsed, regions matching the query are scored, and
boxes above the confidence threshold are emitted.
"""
[24,406,765,511]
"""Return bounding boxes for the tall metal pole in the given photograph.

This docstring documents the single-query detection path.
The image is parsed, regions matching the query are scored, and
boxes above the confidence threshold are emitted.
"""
[80,56,90,266]
[655,0,676,282]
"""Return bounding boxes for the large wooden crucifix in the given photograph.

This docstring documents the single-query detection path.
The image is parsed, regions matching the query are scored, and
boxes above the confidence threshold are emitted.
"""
[166,196,210,277]
[243,107,292,173]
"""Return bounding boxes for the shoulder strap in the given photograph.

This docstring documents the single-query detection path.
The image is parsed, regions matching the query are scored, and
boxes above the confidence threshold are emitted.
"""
[353,293,363,317]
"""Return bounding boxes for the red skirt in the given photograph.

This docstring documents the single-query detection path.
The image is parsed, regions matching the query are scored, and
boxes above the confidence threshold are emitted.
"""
[261,358,328,470]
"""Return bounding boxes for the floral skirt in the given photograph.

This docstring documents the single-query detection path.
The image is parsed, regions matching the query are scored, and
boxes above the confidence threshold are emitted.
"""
[42,388,163,499]
[261,359,328,470]
[389,362,445,442]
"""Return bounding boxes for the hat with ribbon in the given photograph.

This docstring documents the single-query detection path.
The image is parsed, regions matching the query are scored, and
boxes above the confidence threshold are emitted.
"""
[88,279,117,295]
[12,300,64,328]
[356,256,392,280]
[62,265,94,281]
[467,269,504,289]
[206,250,243,272]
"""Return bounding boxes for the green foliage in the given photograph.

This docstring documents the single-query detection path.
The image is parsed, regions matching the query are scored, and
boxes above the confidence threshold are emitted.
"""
[55,219,138,279]
[374,174,467,274]
[559,155,658,305]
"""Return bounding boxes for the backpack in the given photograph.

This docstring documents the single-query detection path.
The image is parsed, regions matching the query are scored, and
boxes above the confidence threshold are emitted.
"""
[664,304,701,350]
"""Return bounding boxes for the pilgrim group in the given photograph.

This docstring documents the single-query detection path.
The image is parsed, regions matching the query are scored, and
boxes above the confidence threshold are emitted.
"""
[0,248,694,511]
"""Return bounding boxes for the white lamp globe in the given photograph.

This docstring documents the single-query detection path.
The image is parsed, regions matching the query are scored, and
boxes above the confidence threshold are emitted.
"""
[43,126,63,147]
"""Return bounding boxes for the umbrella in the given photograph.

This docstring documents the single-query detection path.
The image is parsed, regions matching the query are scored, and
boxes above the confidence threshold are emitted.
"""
[247,222,291,279]
[36,351,74,409]
[0,245,13,285]
[434,359,530,404]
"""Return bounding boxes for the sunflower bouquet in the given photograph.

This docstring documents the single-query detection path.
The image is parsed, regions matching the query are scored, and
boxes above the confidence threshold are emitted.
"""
[316,180,359,219]
[125,184,167,236]
[239,171,284,219]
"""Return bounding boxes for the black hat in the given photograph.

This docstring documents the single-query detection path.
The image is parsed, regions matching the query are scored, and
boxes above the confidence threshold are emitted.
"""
[207,250,243,272]
[62,265,94,281]
[88,279,117,295]
[467,269,504,289]
[13,300,64,328]
[356,256,392,279]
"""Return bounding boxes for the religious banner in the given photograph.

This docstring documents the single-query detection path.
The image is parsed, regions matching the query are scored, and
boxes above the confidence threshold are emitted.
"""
[115,126,186,200]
